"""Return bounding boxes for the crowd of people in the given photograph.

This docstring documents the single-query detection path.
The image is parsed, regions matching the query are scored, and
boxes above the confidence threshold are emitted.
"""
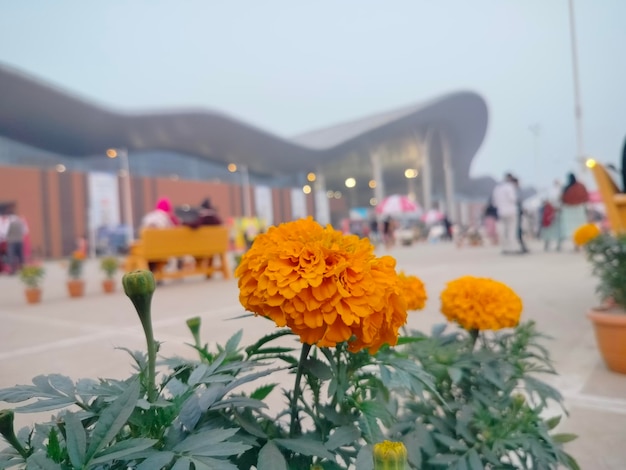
[488,171,591,255]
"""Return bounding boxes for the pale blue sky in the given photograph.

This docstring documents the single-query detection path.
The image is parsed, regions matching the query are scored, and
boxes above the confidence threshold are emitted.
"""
[1,0,625,190]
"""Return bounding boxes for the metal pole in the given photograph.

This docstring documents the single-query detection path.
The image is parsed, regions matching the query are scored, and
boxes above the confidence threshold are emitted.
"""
[529,124,541,189]
[441,131,457,222]
[241,164,252,218]
[568,0,585,171]
[120,148,134,244]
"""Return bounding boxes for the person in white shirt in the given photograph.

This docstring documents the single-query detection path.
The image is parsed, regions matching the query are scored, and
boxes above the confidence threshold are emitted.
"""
[491,173,520,254]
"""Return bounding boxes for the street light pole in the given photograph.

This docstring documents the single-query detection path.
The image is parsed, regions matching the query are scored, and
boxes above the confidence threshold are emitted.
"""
[529,124,541,188]
[568,0,586,173]
[107,147,134,246]
[241,164,252,218]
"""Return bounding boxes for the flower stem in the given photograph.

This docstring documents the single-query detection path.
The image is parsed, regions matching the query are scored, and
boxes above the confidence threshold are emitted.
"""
[289,343,312,438]
[140,313,157,403]
[0,410,28,459]
[469,328,480,350]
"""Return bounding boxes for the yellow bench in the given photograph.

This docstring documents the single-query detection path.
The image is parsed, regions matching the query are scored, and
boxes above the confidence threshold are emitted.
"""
[125,226,230,281]
[589,161,626,234]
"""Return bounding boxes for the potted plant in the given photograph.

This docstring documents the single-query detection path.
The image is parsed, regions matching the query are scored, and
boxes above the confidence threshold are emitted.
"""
[100,256,118,293]
[18,264,45,304]
[578,223,626,373]
[67,250,86,298]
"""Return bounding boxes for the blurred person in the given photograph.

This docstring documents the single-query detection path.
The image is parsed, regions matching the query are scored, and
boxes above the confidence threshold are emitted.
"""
[0,209,8,273]
[141,197,181,276]
[491,173,519,254]
[382,216,395,249]
[539,199,562,251]
[141,197,181,229]
[560,172,589,250]
[483,197,499,245]
[511,177,528,254]
[369,215,380,245]
[5,205,28,274]
[185,198,223,228]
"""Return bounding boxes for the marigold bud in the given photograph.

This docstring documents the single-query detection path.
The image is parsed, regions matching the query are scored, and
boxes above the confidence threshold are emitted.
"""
[373,440,408,470]
[122,270,156,319]
[186,317,201,337]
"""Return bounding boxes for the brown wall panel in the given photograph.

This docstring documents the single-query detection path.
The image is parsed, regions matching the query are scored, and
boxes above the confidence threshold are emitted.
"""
[45,170,62,258]
[271,188,282,225]
[0,167,45,259]
[58,171,75,255]
[72,173,87,242]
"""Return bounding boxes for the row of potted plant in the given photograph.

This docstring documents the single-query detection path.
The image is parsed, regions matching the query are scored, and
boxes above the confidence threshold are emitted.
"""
[18,254,120,304]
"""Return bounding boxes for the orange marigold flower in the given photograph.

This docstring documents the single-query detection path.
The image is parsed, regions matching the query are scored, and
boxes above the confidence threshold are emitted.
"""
[440,276,522,331]
[573,223,601,246]
[397,272,427,311]
[235,217,408,353]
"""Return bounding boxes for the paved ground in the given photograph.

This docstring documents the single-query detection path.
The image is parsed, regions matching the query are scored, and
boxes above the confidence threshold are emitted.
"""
[1,240,626,468]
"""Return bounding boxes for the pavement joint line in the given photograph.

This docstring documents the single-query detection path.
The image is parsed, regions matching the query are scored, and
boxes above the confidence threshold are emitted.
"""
[0,310,106,333]
[564,392,626,415]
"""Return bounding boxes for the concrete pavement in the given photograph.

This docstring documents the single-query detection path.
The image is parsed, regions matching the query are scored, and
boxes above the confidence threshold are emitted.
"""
[1,241,625,468]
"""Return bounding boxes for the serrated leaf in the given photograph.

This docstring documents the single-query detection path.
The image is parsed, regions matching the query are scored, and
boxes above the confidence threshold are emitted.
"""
[325,425,361,450]
[257,441,287,470]
[171,456,194,470]
[434,433,468,452]
[48,374,75,397]
[466,448,483,470]
[224,330,243,355]
[85,378,140,461]
[90,438,157,465]
[45,428,62,463]
[303,357,333,381]
[25,451,62,470]
[545,415,562,430]
[250,383,277,401]
[274,437,336,461]
[192,456,239,470]
[244,329,293,357]
[136,451,175,470]
[173,428,239,453]
[188,364,210,387]
[233,412,268,439]
[428,453,459,465]
[551,433,578,444]
[64,412,86,468]
[355,445,374,470]
[16,396,75,413]
[448,367,463,384]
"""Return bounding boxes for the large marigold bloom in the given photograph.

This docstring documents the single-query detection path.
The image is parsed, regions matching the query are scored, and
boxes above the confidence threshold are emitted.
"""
[440,276,522,331]
[397,272,427,311]
[573,223,601,246]
[235,217,408,353]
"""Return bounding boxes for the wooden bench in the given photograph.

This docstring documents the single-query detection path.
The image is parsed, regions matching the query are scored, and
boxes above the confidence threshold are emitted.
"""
[589,161,626,234]
[124,226,230,281]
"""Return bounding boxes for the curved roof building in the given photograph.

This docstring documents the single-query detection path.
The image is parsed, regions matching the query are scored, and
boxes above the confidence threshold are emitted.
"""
[0,63,493,221]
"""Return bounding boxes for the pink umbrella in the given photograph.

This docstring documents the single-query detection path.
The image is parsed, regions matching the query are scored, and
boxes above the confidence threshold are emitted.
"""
[375,195,421,215]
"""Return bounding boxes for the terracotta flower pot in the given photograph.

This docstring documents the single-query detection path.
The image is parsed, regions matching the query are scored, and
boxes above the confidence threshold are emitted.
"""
[588,306,626,374]
[67,279,85,298]
[102,279,115,294]
[24,287,42,304]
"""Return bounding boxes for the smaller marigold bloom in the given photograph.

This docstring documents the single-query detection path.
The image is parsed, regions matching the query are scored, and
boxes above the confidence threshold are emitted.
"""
[373,440,408,469]
[235,217,408,353]
[440,276,522,331]
[573,223,601,246]
[397,272,427,311]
